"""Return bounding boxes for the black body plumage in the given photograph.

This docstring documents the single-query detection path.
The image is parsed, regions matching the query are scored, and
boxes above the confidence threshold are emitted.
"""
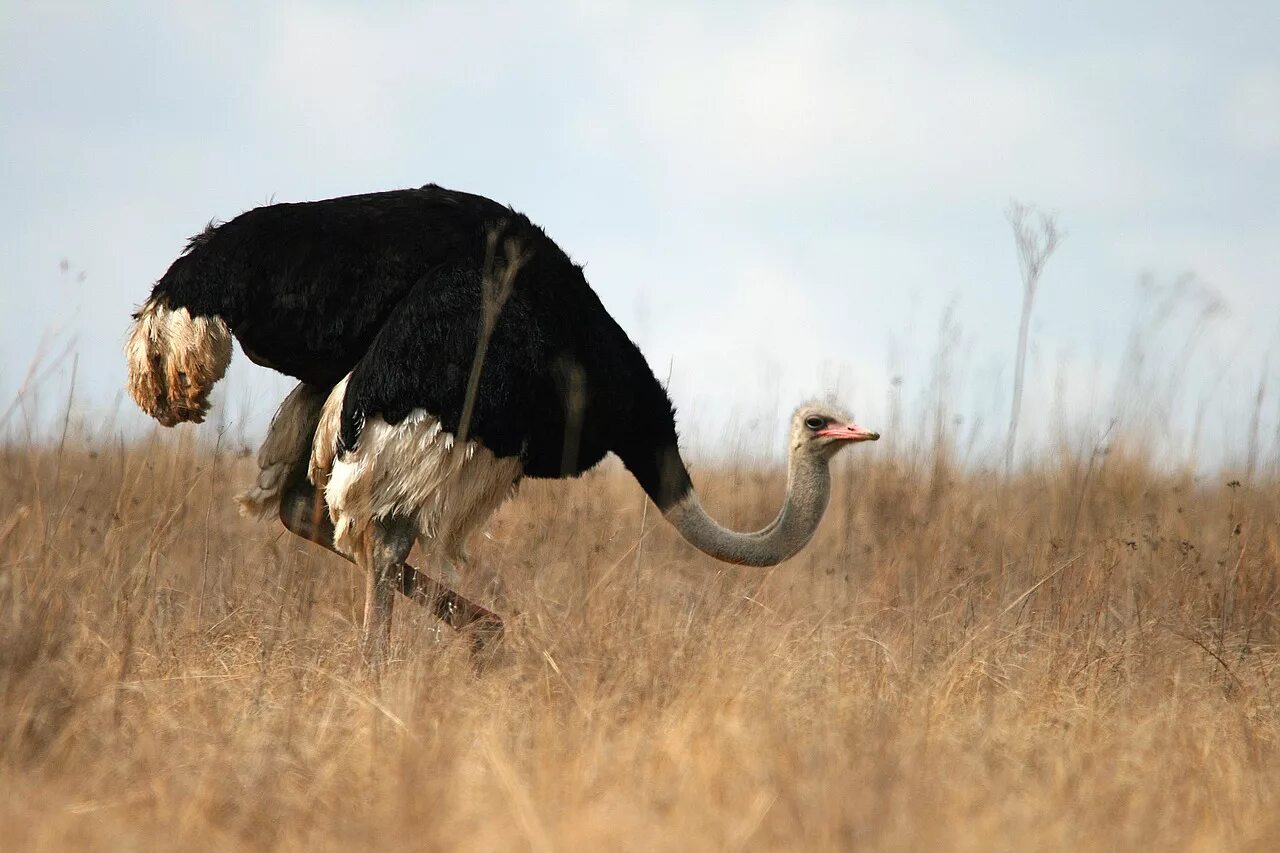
[146,184,692,509]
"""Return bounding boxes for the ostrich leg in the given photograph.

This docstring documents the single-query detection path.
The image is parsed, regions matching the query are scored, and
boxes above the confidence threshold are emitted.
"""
[361,516,415,665]
[277,464,504,645]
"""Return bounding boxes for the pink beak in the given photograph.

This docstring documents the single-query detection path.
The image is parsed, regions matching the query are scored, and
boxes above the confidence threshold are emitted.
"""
[817,423,881,442]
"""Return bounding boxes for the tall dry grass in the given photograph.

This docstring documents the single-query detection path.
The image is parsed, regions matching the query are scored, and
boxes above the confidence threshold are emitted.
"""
[3,424,1280,851]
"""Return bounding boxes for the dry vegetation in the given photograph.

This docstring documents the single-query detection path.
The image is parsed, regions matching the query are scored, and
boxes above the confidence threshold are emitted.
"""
[3,426,1280,851]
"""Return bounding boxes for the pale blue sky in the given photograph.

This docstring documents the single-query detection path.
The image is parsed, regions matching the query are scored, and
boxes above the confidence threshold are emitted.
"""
[3,2,1278,464]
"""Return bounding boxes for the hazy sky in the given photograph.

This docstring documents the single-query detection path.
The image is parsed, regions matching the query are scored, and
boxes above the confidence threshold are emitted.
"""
[3,2,1278,462]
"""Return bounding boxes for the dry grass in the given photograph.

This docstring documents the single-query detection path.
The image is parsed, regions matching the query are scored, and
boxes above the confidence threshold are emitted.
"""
[3,429,1280,851]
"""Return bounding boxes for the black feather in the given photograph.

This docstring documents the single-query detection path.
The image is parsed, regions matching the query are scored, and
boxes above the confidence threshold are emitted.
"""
[147,184,693,509]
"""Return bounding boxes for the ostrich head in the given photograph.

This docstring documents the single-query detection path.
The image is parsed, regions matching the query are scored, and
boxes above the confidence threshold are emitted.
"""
[790,403,881,460]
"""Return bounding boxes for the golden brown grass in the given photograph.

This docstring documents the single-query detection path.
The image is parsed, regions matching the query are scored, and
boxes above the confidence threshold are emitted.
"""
[3,430,1280,851]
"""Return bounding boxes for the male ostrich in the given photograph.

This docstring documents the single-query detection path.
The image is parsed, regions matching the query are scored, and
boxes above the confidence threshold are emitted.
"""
[125,184,880,661]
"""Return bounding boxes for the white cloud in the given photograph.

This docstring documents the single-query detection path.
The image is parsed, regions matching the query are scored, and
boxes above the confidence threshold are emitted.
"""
[580,5,1161,210]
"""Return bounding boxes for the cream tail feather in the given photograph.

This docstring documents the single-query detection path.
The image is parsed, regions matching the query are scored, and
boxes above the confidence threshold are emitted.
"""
[124,297,232,427]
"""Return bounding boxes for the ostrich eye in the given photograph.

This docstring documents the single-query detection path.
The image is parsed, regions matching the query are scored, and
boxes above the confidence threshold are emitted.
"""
[804,415,826,430]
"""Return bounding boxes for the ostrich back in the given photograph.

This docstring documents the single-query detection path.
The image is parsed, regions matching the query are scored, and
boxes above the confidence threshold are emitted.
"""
[146,185,687,495]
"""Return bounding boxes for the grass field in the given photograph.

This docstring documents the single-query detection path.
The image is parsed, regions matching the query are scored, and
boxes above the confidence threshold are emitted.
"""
[3,428,1280,850]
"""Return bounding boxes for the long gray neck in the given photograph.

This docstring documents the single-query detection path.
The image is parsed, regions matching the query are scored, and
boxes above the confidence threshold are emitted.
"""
[662,447,831,567]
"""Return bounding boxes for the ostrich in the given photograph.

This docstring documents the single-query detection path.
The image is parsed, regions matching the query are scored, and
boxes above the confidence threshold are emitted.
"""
[125,184,880,661]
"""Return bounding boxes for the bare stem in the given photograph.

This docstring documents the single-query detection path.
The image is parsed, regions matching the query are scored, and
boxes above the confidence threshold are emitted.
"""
[1004,201,1063,477]
[456,227,530,450]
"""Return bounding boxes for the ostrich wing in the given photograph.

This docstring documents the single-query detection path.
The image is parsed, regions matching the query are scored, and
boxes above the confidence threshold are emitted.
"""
[334,265,546,461]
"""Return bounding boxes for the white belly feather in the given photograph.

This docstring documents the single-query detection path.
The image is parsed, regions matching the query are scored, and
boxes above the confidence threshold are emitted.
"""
[310,376,522,561]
